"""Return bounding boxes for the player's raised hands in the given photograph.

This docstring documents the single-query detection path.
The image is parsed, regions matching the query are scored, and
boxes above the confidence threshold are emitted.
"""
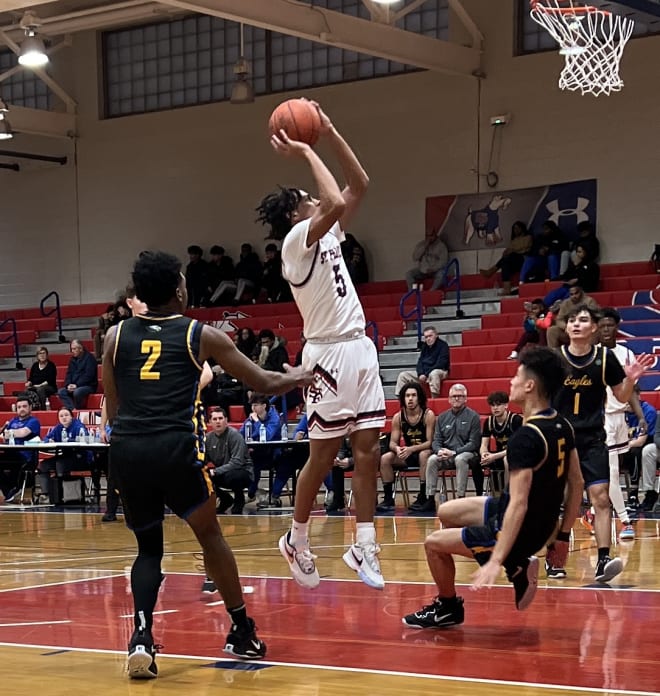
[624,353,654,382]
[270,129,311,158]
[308,100,333,135]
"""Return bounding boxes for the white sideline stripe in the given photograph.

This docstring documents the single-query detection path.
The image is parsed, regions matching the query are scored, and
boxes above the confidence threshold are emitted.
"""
[0,620,72,627]
[118,609,178,618]
[0,640,656,696]
[0,573,123,593]
[2,567,658,595]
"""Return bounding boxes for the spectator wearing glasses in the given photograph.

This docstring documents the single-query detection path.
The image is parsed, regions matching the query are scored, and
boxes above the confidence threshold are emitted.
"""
[394,326,450,398]
[545,286,599,349]
[425,384,481,503]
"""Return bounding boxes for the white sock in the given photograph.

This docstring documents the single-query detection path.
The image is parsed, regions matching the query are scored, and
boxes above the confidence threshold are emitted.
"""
[608,454,629,524]
[356,522,376,545]
[290,520,309,547]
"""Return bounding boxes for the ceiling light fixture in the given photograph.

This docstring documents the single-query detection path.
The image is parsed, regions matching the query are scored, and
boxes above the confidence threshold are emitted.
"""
[230,24,254,105]
[18,13,49,68]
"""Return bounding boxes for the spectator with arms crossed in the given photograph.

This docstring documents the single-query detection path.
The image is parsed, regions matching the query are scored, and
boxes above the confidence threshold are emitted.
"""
[57,339,98,410]
[395,326,450,399]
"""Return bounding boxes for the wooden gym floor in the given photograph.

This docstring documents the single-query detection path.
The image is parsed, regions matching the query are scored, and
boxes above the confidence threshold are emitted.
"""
[0,506,658,696]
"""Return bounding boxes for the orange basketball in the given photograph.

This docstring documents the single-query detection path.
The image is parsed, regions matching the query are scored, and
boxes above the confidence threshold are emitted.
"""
[268,98,321,146]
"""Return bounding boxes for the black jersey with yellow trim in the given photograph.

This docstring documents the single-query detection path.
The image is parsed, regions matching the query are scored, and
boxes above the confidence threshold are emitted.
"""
[506,408,576,550]
[554,345,626,437]
[111,314,206,455]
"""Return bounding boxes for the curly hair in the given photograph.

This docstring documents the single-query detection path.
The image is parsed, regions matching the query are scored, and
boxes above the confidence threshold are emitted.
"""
[255,187,302,240]
[132,250,182,308]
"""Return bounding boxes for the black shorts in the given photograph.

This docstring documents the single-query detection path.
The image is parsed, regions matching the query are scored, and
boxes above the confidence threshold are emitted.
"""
[111,431,213,531]
[462,496,502,563]
[576,435,609,487]
[462,494,554,567]
[393,452,420,470]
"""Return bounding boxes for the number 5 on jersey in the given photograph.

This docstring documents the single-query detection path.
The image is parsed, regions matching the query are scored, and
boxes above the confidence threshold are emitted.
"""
[140,340,162,380]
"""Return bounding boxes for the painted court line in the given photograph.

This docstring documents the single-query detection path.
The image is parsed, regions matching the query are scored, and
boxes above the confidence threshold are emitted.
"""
[0,573,123,593]
[0,640,656,696]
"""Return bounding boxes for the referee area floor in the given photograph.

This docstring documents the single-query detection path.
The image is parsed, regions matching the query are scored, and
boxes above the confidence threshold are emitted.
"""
[0,506,658,696]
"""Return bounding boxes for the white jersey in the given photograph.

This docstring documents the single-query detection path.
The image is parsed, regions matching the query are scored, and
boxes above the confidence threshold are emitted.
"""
[600,342,635,414]
[281,218,365,341]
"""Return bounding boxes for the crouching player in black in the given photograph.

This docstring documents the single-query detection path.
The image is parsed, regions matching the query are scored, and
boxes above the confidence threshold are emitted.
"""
[402,346,583,628]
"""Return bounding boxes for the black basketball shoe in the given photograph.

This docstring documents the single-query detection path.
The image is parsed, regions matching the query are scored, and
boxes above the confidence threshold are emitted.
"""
[223,618,267,659]
[127,626,160,679]
[402,596,465,628]
[507,556,539,611]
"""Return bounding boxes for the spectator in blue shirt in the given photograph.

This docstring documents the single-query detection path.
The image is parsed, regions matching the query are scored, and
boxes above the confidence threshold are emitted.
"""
[242,393,288,508]
[57,339,98,410]
[36,407,91,504]
[0,395,41,503]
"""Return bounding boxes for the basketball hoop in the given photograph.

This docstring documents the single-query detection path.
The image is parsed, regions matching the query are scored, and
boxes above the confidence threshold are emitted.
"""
[530,1,634,96]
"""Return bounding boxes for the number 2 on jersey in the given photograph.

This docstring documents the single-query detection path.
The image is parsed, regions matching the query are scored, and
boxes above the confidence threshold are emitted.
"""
[140,340,162,380]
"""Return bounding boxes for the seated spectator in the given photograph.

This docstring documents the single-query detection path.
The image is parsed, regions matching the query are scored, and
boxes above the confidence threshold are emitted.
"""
[426,384,482,502]
[260,243,291,303]
[25,346,57,409]
[294,332,306,367]
[185,245,208,308]
[621,387,657,508]
[36,407,91,505]
[207,245,235,306]
[342,233,369,285]
[210,243,262,305]
[479,221,533,296]
[376,382,436,513]
[236,327,258,359]
[242,394,289,508]
[480,391,523,494]
[201,364,244,414]
[543,243,600,307]
[639,419,660,512]
[569,221,600,266]
[546,286,599,349]
[57,339,98,410]
[256,329,302,412]
[0,395,41,504]
[206,407,253,514]
[519,221,567,284]
[395,326,449,398]
[405,228,449,291]
[507,299,554,360]
[94,304,116,360]
[327,436,354,513]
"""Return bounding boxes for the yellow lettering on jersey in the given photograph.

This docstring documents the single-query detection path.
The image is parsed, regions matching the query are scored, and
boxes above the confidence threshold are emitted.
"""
[140,340,162,380]
[563,375,593,389]
[557,437,566,478]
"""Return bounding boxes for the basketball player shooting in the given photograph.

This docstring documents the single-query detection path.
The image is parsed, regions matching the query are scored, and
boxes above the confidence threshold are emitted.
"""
[256,101,387,590]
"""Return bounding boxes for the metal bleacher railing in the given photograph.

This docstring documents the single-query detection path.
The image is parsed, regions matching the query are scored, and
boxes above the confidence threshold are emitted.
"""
[0,317,23,370]
[399,259,465,346]
[40,290,67,343]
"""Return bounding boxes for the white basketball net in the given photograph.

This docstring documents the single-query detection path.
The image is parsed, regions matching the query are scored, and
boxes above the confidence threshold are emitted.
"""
[530,1,634,96]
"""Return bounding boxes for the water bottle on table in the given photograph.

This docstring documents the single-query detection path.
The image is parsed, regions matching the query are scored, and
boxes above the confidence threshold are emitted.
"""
[8,429,15,445]
[245,421,252,442]
[61,428,68,443]
[259,423,266,442]
[280,418,288,441]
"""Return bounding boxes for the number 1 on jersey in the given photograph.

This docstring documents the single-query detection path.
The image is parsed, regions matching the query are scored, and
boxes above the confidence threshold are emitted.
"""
[140,340,162,380]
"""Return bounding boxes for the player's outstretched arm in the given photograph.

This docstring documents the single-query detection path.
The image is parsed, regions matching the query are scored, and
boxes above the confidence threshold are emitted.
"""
[271,128,345,246]
[200,325,312,396]
[310,101,369,231]
[613,353,654,404]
